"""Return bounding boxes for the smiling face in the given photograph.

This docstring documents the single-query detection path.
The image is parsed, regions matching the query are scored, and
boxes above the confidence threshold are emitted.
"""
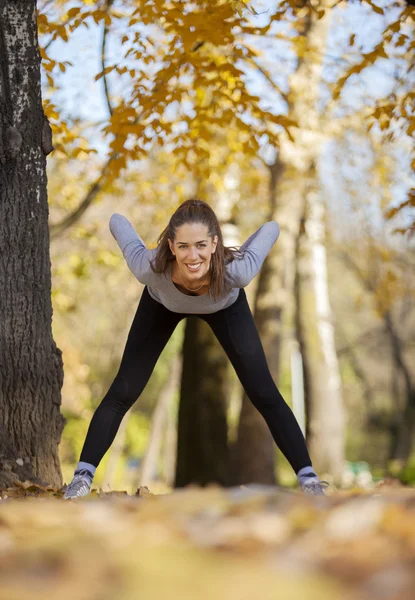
[168,222,218,285]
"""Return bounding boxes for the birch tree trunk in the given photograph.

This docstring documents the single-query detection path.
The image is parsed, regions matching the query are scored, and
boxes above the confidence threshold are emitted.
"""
[298,187,345,480]
[0,1,65,488]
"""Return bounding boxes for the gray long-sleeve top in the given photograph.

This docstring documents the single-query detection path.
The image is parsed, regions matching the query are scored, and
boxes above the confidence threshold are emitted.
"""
[109,214,280,314]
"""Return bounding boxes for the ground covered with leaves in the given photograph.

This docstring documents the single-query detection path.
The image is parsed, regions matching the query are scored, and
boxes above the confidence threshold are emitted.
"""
[0,482,414,600]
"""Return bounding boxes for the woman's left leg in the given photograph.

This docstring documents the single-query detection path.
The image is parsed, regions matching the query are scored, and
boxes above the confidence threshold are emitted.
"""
[203,289,312,475]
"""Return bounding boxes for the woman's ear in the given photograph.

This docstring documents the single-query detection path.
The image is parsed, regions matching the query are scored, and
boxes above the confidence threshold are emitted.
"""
[168,239,175,255]
[212,235,218,253]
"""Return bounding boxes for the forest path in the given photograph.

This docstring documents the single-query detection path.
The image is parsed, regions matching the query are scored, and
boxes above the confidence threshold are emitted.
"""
[0,482,414,600]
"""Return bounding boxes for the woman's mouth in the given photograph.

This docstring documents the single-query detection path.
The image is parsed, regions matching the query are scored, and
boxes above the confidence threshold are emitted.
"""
[185,262,202,273]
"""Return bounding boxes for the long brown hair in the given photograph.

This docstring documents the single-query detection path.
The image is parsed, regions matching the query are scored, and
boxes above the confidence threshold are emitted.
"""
[150,199,241,300]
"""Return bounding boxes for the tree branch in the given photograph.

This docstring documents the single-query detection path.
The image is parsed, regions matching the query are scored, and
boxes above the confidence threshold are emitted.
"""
[49,153,114,239]
[339,250,413,397]
[48,0,119,240]
[102,0,114,117]
[244,55,289,105]
[336,324,374,407]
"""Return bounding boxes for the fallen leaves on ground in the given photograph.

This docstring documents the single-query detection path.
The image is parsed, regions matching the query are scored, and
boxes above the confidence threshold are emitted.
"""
[0,483,414,600]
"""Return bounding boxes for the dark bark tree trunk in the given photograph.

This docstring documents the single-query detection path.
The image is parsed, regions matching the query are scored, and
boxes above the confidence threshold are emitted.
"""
[0,1,65,489]
[175,317,229,487]
[383,313,415,464]
[390,396,415,464]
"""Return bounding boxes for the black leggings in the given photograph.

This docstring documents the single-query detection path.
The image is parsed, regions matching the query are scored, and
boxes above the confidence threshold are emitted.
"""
[80,287,313,474]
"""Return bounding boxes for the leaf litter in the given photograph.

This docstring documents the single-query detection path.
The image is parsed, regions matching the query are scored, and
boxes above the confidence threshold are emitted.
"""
[0,481,414,600]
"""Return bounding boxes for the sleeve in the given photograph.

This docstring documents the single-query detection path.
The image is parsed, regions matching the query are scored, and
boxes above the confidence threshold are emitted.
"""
[225,221,280,288]
[109,213,157,285]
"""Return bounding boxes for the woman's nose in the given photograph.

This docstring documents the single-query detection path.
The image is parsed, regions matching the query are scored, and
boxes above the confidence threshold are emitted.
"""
[188,247,198,260]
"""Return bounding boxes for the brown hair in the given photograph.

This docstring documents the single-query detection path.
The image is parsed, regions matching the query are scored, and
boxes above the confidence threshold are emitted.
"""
[150,199,241,300]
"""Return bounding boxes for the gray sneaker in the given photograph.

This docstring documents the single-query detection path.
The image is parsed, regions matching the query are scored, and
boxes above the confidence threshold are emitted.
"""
[63,469,93,499]
[301,479,329,496]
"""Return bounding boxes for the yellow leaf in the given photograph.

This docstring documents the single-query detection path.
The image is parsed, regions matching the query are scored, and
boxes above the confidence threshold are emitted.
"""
[95,66,114,81]
[67,7,81,19]
[367,0,384,15]
[37,14,48,27]
[43,60,55,72]
[92,10,103,25]
[396,34,407,48]
[58,27,68,42]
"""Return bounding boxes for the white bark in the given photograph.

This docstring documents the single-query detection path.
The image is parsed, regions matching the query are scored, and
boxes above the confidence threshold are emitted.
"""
[305,190,346,477]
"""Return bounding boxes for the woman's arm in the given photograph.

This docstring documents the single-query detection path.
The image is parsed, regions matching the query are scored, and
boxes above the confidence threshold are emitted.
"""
[226,221,280,288]
[109,214,157,285]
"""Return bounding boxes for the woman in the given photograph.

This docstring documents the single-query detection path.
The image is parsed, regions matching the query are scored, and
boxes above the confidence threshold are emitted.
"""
[64,199,328,498]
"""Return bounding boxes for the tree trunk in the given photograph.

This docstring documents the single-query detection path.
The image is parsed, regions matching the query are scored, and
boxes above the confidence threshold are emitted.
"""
[383,313,415,465]
[0,1,65,488]
[297,184,345,481]
[229,159,282,485]
[175,317,229,487]
[391,395,415,465]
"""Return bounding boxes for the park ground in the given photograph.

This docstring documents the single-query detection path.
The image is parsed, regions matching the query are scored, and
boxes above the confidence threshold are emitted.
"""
[0,481,414,600]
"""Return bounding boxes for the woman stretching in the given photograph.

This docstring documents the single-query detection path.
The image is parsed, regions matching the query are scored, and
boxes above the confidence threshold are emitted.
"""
[64,199,328,498]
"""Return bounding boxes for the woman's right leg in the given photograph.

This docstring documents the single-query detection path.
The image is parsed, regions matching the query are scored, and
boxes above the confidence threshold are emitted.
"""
[79,287,183,468]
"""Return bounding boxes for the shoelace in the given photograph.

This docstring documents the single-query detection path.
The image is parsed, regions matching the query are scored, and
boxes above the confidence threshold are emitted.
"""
[65,472,92,498]
[302,480,329,496]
